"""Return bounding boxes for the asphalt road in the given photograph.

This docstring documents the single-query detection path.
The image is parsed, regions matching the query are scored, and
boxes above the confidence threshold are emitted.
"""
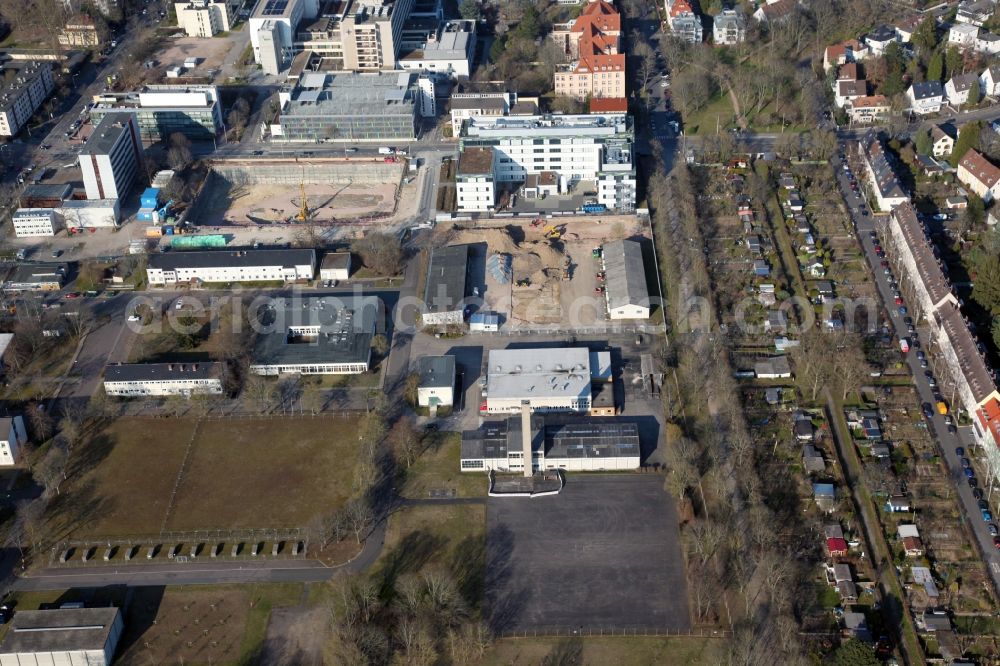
[831,148,1000,596]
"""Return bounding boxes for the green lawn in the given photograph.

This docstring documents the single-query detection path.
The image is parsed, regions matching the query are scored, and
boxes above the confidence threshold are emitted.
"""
[684,94,738,136]
[401,433,488,499]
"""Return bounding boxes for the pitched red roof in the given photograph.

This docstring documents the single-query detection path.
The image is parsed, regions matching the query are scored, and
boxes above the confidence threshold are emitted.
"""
[826,537,849,554]
[670,0,694,18]
[589,97,628,113]
[574,0,621,33]
[959,148,1000,188]
[575,53,625,73]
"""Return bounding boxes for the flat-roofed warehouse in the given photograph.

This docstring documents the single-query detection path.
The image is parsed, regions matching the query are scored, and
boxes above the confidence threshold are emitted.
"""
[250,295,384,375]
[423,245,469,325]
[602,239,650,319]
[146,248,316,286]
[460,416,640,472]
[485,347,592,414]
[0,607,123,666]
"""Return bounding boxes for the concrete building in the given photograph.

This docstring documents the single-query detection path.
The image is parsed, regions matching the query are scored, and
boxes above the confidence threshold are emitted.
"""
[666,0,702,43]
[103,362,224,396]
[601,239,650,319]
[59,198,121,229]
[552,0,624,100]
[957,148,1000,202]
[448,92,513,136]
[457,113,636,212]
[455,147,496,213]
[423,245,468,325]
[58,14,107,47]
[417,355,455,407]
[713,9,747,45]
[906,81,945,114]
[175,0,238,37]
[319,252,351,281]
[484,347,592,414]
[90,85,224,142]
[146,249,316,286]
[12,208,60,237]
[0,416,27,467]
[0,607,123,666]
[339,0,415,71]
[79,112,144,201]
[2,263,67,292]
[460,416,640,473]
[273,71,417,143]
[0,61,55,137]
[857,131,910,212]
[250,0,317,75]
[249,295,383,375]
[398,20,476,78]
[469,312,500,331]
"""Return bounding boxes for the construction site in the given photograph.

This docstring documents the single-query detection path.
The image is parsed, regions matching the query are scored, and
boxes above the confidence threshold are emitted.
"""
[191,158,405,226]
[438,214,646,329]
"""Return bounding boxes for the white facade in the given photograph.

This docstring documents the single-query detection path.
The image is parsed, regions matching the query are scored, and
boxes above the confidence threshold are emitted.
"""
[981,66,1000,96]
[59,199,121,228]
[319,253,351,281]
[146,250,316,285]
[249,0,314,75]
[399,20,476,79]
[906,82,945,114]
[712,10,746,44]
[449,92,513,136]
[80,113,143,201]
[949,23,980,47]
[103,363,224,397]
[456,176,495,212]
[0,62,55,137]
[12,208,59,237]
[175,0,235,37]
[484,348,592,414]
[0,417,27,467]
[417,75,436,118]
[0,608,123,666]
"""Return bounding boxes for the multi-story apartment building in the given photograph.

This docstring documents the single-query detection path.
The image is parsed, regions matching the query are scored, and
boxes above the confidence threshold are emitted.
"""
[552,0,625,100]
[0,62,55,138]
[666,0,703,43]
[713,9,746,44]
[398,19,476,78]
[104,362,225,396]
[90,85,224,142]
[146,249,316,285]
[856,130,910,211]
[340,0,415,71]
[957,148,1000,202]
[175,0,238,38]
[456,113,636,212]
[12,209,60,237]
[79,112,144,201]
[58,14,106,47]
[274,71,420,142]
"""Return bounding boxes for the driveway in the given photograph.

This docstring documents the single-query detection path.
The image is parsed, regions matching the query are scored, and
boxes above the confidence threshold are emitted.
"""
[832,147,1000,597]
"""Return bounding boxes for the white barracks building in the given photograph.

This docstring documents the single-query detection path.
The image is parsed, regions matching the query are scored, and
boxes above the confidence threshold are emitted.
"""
[146,249,316,286]
[103,362,224,396]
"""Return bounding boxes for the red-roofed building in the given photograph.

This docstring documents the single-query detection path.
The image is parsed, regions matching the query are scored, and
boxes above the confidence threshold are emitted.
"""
[589,97,628,113]
[957,148,1000,202]
[826,537,849,557]
[552,0,626,100]
[823,39,870,72]
[551,0,621,58]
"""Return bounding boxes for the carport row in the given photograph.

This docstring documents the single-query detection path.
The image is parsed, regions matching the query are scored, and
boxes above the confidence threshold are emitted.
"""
[53,538,306,566]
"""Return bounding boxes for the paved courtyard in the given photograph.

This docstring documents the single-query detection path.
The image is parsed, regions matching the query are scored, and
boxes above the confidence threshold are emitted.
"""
[485,475,688,633]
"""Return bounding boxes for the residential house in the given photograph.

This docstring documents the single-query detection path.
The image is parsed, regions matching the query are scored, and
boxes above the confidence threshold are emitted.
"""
[857,131,910,211]
[552,0,626,100]
[864,25,897,55]
[957,148,1000,202]
[803,444,825,472]
[754,356,791,379]
[0,416,27,467]
[847,95,889,124]
[981,65,1000,96]
[753,0,797,24]
[666,0,702,43]
[823,39,869,72]
[976,31,1000,54]
[825,524,849,557]
[949,22,981,47]
[894,15,923,43]
[957,0,995,26]
[712,9,746,45]
[930,124,955,157]
[945,72,981,105]
[835,79,867,108]
[906,81,945,114]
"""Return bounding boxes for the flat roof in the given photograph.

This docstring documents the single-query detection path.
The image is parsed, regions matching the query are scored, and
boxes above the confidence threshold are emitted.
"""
[149,249,315,271]
[251,295,380,368]
[424,245,468,314]
[21,183,72,201]
[487,347,591,401]
[450,97,507,111]
[1,607,120,654]
[104,362,222,383]
[4,263,67,285]
[417,355,455,388]
[81,112,133,156]
[284,72,415,118]
[457,147,494,175]
[461,416,640,461]
[320,251,350,270]
[602,239,648,311]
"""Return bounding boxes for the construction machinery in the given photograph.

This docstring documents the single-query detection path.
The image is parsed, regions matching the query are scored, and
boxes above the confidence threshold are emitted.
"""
[530,218,543,228]
[295,179,309,222]
[543,224,564,240]
[516,278,531,287]
[562,257,571,281]
[592,247,602,259]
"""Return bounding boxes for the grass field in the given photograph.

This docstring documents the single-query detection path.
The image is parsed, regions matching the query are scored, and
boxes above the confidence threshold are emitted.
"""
[401,434,488,499]
[48,416,364,540]
[481,636,726,665]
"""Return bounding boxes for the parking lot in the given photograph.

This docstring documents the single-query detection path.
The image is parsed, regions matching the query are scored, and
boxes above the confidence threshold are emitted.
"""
[485,475,688,633]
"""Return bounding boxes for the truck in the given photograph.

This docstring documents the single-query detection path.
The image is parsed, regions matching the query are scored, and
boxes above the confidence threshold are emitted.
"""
[378,147,396,155]
[899,338,910,353]
[582,203,607,214]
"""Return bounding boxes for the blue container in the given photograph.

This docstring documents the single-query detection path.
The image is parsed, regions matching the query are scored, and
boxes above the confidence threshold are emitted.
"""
[582,203,607,213]
[137,210,154,221]
[163,225,175,235]
[140,187,160,209]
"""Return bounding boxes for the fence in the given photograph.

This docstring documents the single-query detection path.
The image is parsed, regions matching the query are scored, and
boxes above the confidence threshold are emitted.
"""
[495,627,731,639]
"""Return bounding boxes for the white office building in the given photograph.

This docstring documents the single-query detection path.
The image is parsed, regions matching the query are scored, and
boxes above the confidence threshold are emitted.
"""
[449,92,514,136]
[146,249,316,286]
[103,362,224,396]
[90,85,225,142]
[79,112,144,201]
[12,208,60,237]
[0,416,27,467]
[457,113,637,212]
[250,0,317,75]
[59,198,121,229]
[0,62,55,137]
[398,20,476,78]
[175,0,238,37]
[484,348,593,414]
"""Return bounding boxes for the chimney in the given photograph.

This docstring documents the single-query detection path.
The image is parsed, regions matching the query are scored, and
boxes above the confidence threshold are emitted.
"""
[520,402,532,478]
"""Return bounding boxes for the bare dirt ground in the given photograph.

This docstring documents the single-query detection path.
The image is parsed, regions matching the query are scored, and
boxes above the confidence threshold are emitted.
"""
[260,606,328,666]
[441,214,644,329]
[154,35,232,72]
[198,180,397,225]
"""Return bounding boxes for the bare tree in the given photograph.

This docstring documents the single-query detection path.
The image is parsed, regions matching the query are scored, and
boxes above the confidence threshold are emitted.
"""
[34,447,67,497]
[344,499,374,543]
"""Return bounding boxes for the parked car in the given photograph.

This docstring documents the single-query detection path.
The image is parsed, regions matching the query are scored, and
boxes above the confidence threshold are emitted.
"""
[984,510,993,523]
[963,458,972,469]
[965,467,976,478]
[990,524,998,537]
[994,534,1000,547]
[969,476,979,488]
[979,499,989,511]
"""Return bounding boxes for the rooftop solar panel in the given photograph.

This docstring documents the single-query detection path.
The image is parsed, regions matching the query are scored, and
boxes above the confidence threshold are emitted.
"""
[262,0,289,16]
